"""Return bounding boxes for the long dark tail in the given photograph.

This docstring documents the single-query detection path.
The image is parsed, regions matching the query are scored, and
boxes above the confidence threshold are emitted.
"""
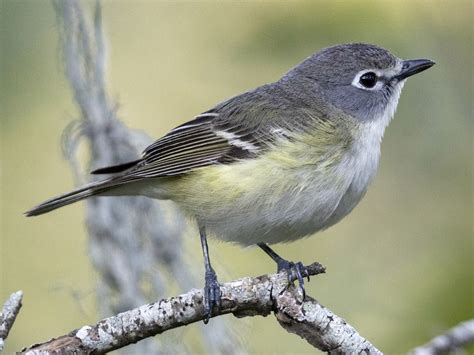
[25,178,119,217]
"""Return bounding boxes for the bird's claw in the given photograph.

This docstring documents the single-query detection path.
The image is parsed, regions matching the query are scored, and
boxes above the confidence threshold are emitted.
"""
[277,260,310,299]
[203,269,221,323]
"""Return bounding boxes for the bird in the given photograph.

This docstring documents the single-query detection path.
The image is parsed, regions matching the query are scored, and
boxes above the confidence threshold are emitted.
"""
[26,43,435,322]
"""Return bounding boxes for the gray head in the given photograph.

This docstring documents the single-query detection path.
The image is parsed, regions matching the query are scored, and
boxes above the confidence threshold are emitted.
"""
[281,43,434,122]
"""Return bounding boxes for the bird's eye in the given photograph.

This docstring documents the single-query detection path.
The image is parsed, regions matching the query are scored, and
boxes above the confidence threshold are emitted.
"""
[359,72,377,88]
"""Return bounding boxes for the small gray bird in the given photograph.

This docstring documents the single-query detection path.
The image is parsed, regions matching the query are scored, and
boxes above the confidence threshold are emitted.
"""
[27,43,435,321]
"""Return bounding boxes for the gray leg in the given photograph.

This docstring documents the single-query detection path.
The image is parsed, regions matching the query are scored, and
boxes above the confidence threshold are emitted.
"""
[199,225,221,323]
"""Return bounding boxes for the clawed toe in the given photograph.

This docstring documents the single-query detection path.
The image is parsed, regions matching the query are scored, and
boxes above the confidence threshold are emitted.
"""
[199,226,222,324]
[203,270,221,323]
[277,260,310,298]
[258,243,310,299]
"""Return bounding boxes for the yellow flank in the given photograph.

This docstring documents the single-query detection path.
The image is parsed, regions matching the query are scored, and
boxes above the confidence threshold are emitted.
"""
[162,116,356,222]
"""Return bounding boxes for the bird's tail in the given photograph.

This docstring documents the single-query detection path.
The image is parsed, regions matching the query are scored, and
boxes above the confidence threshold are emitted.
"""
[25,178,120,217]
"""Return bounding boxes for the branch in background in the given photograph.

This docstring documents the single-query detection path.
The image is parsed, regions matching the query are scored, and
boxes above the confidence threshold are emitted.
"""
[52,0,242,353]
[0,291,23,351]
[22,263,382,354]
[410,319,474,355]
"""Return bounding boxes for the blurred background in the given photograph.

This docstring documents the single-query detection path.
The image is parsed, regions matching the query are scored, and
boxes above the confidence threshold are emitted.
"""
[1,0,472,353]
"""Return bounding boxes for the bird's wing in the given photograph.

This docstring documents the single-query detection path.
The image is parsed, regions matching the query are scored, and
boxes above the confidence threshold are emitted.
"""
[124,110,272,178]
[94,87,327,180]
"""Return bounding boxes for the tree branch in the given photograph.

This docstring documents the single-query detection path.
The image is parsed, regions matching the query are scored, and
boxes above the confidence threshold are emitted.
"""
[21,263,382,354]
[0,291,23,351]
[410,319,474,355]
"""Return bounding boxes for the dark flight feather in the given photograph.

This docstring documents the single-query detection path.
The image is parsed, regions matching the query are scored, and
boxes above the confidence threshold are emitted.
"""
[91,159,142,174]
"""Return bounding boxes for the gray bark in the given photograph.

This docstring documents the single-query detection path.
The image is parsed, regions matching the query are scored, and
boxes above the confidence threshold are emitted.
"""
[22,263,383,354]
[410,319,474,355]
[0,291,23,351]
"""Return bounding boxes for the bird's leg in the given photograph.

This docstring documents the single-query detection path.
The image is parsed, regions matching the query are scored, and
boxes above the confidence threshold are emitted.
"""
[257,243,310,298]
[199,225,221,323]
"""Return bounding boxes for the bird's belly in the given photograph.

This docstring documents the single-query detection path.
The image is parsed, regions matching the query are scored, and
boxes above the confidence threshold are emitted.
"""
[143,138,380,246]
[159,155,356,246]
[202,186,348,246]
[202,167,375,245]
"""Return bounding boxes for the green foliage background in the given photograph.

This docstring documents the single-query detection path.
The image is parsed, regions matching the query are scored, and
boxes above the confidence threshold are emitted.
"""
[1,0,472,353]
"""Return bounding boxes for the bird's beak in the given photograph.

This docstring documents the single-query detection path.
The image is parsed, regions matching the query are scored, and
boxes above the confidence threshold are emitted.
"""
[395,59,435,81]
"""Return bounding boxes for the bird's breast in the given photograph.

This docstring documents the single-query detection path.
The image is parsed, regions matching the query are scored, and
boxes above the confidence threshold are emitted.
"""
[164,128,374,245]
[323,134,381,228]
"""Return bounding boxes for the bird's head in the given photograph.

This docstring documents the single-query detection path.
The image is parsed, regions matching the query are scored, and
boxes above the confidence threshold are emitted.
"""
[283,43,435,123]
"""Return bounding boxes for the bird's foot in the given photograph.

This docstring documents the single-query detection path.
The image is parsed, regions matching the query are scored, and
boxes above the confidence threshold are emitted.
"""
[277,259,310,299]
[203,269,221,323]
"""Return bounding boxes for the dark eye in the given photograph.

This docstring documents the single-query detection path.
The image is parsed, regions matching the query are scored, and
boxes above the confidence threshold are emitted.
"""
[359,72,377,88]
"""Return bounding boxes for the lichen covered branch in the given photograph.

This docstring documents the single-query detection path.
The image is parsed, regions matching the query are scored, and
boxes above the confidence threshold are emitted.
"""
[0,291,23,351]
[22,263,381,354]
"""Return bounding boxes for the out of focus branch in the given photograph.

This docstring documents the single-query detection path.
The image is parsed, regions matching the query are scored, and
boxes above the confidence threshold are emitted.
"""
[0,291,23,351]
[410,319,474,355]
[53,0,241,352]
[22,263,383,354]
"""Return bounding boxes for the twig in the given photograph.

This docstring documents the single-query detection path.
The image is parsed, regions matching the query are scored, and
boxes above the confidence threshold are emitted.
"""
[410,319,474,355]
[21,263,381,354]
[0,291,23,351]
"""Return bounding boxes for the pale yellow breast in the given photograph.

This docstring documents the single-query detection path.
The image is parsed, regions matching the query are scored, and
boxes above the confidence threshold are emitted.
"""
[156,120,357,245]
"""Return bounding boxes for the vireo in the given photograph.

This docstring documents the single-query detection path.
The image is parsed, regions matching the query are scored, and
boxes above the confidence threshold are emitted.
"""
[27,43,435,321]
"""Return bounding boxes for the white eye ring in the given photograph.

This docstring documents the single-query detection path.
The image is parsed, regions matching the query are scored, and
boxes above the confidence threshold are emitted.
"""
[352,69,384,91]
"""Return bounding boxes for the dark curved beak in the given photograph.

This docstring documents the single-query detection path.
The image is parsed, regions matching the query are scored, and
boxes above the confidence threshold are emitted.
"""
[395,59,435,81]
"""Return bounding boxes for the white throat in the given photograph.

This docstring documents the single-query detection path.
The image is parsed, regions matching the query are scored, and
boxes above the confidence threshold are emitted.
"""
[365,80,405,146]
